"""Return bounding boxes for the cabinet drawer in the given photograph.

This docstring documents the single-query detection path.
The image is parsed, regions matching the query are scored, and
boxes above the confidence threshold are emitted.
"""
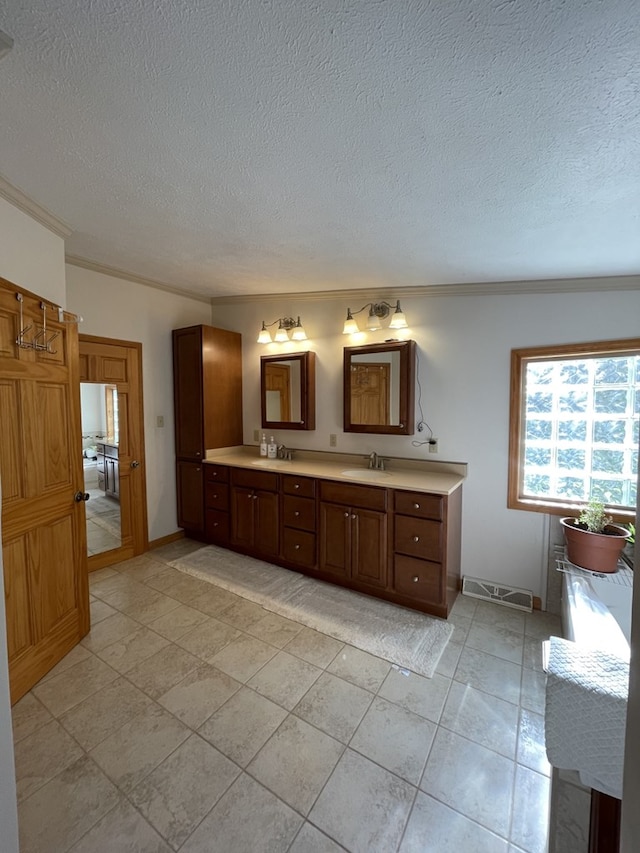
[205,482,229,511]
[205,464,229,484]
[394,555,444,603]
[282,529,316,568]
[205,509,229,543]
[320,480,387,511]
[395,516,442,561]
[282,495,316,531]
[282,475,316,498]
[104,444,118,459]
[394,491,443,520]
[231,467,278,492]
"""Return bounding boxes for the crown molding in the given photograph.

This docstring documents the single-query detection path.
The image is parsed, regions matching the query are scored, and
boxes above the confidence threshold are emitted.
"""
[0,173,72,238]
[209,274,640,306]
[65,255,212,304]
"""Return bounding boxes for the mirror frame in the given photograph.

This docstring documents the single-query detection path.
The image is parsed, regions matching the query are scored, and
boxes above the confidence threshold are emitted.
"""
[343,340,415,435]
[260,351,316,430]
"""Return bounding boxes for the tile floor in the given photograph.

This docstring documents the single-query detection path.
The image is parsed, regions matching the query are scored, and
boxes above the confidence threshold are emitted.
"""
[12,539,560,852]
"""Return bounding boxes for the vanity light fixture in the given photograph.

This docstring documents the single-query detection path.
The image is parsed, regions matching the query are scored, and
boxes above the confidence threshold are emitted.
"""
[257,316,307,344]
[342,300,408,334]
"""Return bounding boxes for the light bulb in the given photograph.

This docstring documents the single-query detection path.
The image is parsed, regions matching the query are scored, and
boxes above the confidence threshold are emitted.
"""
[274,323,289,342]
[257,323,272,344]
[389,301,408,329]
[343,312,359,335]
[291,317,307,341]
[366,310,381,331]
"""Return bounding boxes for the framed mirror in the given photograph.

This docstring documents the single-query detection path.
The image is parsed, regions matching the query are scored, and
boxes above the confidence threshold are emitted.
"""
[343,340,415,434]
[261,351,316,430]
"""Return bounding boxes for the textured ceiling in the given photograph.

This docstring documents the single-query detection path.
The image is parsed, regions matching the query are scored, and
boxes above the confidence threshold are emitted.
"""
[1,0,639,298]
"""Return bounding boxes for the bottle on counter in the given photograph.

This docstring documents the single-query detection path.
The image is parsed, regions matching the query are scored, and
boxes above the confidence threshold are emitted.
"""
[267,435,277,459]
[260,433,267,457]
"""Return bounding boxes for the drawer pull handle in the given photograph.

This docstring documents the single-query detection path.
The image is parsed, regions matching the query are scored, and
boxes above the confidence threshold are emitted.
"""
[412,576,419,583]
[294,484,300,489]
[413,502,420,509]
[413,535,420,542]
[294,511,300,517]
[294,544,300,550]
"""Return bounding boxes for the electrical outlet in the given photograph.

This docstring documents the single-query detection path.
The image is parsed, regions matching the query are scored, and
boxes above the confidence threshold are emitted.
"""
[329,434,337,447]
[253,429,260,442]
[428,438,438,453]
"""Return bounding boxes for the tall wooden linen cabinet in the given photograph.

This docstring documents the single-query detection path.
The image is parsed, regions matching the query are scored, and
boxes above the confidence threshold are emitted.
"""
[172,325,243,536]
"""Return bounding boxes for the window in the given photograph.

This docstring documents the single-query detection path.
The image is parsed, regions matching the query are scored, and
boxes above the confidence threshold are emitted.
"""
[508,338,640,521]
[105,385,119,444]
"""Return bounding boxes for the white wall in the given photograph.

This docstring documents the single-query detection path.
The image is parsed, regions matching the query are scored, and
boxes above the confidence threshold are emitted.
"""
[0,197,66,305]
[65,265,212,542]
[210,286,640,600]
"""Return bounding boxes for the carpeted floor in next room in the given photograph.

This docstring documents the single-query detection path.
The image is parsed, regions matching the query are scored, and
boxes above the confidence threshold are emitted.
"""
[12,538,558,853]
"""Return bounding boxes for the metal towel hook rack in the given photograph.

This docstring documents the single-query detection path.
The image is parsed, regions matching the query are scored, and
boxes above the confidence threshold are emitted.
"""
[15,292,82,355]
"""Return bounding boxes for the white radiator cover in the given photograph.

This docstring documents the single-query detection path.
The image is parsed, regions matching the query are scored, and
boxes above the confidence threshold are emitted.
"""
[462,576,533,612]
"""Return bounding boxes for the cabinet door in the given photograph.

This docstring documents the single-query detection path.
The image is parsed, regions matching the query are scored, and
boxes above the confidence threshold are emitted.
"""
[254,490,279,557]
[230,486,255,549]
[172,327,204,459]
[176,460,204,532]
[319,502,350,578]
[351,508,388,589]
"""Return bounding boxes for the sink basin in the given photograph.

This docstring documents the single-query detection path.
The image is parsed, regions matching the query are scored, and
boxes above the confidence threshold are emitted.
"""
[341,468,392,480]
[250,459,291,468]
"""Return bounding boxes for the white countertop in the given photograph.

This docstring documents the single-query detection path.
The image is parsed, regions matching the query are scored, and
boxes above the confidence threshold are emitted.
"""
[205,446,466,496]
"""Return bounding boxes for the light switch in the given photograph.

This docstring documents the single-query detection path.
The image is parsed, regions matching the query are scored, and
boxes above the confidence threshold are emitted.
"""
[156,415,164,428]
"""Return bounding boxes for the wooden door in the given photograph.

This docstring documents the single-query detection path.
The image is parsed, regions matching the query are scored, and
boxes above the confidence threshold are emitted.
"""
[351,508,388,588]
[265,364,291,421]
[319,502,351,578]
[350,364,390,425]
[254,490,279,557]
[79,336,148,570]
[0,278,89,703]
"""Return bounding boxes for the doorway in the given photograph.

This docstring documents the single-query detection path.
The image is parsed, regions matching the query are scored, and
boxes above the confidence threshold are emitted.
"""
[79,335,148,571]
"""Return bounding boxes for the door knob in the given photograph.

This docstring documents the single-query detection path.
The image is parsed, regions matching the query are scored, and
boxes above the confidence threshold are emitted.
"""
[74,491,90,502]
[131,460,140,468]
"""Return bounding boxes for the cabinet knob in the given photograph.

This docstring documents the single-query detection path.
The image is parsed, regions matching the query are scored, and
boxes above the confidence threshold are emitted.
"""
[213,494,218,499]
[413,535,420,542]
[413,503,420,509]
[294,484,300,490]
[344,511,350,518]
[412,576,419,583]
[253,494,258,500]
[212,472,218,477]
[294,511,300,517]
[213,522,219,527]
[196,452,201,457]
[196,467,201,472]
[294,544,300,550]
[351,513,357,520]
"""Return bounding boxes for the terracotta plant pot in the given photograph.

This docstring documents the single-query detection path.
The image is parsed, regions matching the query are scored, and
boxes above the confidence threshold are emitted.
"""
[560,518,631,573]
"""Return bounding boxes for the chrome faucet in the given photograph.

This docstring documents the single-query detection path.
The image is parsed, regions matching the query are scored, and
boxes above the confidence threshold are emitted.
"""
[367,451,386,470]
[277,445,293,461]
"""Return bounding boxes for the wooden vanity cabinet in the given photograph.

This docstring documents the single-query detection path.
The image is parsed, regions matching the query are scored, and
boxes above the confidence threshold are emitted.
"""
[205,464,230,545]
[230,469,279,558]
[172,325,242,536]
[319,481,388,590]
[96,442,119,500]
[281,475,317,569]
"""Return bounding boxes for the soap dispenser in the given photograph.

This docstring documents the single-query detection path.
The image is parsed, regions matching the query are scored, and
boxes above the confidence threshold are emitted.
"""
[267,435,277,459]
[260,433,267,457]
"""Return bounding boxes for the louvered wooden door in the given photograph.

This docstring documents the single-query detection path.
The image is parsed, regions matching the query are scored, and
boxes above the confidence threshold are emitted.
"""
[0,277,89,704]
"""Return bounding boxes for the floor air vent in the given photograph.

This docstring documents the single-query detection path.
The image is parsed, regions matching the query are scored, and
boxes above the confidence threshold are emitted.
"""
[462,576,533,612]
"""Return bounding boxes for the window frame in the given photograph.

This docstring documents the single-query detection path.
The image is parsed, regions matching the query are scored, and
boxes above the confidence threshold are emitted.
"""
[508,337,640,523]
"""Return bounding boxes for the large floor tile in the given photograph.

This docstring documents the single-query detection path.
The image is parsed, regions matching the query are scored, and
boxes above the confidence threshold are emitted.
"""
[454,645,522,705]
[39,642,93,683]
[517,708,551,776]
[130,733,240,849]
[435,639,463,678]
[293,671,373,742]
[80,611,141,652]
[144,568,213,603]
[18,755,121,853]
[175,616,242,660]
[473,601,526,634]
[327,644,391,692]
[246,610,304,647]
[309,748,415,852]
[95,625,170,674]
[350,696,436,784]
[248,650,322,709]
[198,685,288,766]
[465,621,524,665]
[441,681,519,759]
[90,598,118,625]
[124,643,202,699]
[289,822,346,853]
[89,704,190,794]
[187,586,240,617]
[509,764,551,853]
[520,666,547,714]
[247,714,344,815]
[525,610,562,641]
[157,662,241,728]
[420,727,514,837]
[283,626,344,669]
[68,799,172,852]
[179,773,302,853]
[32,654,119,717]
[11,692,53,743]
[208,633,278,682]
[378,667,451,723]
[59,676,156,751]
[399,791,509,853]
[146,602,210,641]
[14,718,84,801]
[216,596,267,630]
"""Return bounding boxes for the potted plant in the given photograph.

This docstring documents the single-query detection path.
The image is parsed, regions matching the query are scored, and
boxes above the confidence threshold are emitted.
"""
[560,498,631,573]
